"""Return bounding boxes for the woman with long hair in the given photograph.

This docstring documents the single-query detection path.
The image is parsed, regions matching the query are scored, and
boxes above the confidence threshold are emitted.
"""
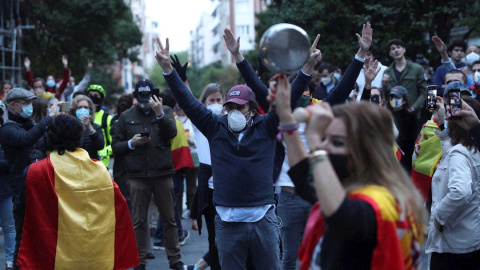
[69,95,104,160]
[271,75,426,269]
[425,95,480,269]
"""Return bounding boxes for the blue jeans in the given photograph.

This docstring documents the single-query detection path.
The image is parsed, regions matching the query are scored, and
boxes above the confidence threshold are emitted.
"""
[155,172,184,240]
[215,207,280,270]
[277,190,312,270]
[0,196,15,262]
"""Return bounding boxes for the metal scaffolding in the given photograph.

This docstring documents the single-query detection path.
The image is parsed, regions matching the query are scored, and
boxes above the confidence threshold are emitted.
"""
[0,0,33,85]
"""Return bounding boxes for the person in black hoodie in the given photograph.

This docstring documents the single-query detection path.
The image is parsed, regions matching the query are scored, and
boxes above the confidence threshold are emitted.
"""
[387,85,418,174]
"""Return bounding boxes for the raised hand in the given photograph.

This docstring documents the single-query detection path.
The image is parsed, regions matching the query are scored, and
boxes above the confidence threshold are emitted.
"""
[305,102,334,152]
[149,95,164,117]
[432,36,449,61]
[155,37,173,74]
[268,74,293,123]
[356,23,373,58]
[451,99,480,130]
[302,34,322,75]
[24,57,31,70]
[170,54,188,82]
[87,59,93,70]
[363,59,380,83]
[62,55,68,68]
[432,36,446,53]
[223,28,244,63]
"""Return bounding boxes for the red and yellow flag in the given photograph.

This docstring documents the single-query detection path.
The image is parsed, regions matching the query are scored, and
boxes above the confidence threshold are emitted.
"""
[17,149,139,269]
[411,119,442,201]
[171,118,194,171]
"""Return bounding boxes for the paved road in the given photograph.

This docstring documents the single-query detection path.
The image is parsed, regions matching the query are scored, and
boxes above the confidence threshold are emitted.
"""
[0,218,209,270]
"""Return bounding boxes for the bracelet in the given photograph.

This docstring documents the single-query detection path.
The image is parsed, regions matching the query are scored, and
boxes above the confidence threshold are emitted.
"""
[309,150,328,170]
[88,129,97,136]
[308,150,328,164]
[278,122,299,135]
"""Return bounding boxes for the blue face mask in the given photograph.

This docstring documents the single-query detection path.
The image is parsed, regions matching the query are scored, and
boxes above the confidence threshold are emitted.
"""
[20,103,33,118]
[46,79,56,88]
[76,108,90,119]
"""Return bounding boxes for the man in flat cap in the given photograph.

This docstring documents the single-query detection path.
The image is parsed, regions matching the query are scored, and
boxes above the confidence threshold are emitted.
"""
[0,88,60,195]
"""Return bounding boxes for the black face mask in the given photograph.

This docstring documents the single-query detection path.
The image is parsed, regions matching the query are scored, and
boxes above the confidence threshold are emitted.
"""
[88,95,103,112]
[328,153,350,182]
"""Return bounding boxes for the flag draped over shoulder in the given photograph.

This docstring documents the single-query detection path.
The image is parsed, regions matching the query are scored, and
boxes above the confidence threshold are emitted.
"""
[298,186,423,270]
[171,118,194,171]
[17,149,139,270]
[411,119,442,201]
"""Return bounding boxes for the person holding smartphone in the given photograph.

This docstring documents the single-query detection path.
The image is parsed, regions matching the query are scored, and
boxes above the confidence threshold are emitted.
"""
[425,94,480,269]
[69,95,104,160]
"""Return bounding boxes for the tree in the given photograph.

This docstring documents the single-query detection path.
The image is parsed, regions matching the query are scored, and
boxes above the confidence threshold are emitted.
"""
[149,51,242,98]
[255,0,480,70]
[20,0,142,99]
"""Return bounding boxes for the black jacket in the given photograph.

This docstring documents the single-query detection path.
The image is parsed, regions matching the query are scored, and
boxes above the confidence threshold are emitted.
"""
[111,106,177,179]
[0,113,52,194]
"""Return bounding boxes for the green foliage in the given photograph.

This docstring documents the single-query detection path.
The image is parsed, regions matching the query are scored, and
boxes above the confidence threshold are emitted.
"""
[148,50,243,98]
[256,0,480,70]
[21,0,142,89]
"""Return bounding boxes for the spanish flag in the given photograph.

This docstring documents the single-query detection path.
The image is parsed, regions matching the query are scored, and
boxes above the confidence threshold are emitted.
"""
[411,119,442,201]
[17,149,139,269]
[298,186,423,270]
[171,118,194,171]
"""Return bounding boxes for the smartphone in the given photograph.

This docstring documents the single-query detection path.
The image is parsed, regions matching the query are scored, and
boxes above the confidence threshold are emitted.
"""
[370,95,380,104]
[445,89,462,119]
[426,85,437,110]
[152,88,160,99]
[61,103,70,112]
[140,132,150,137]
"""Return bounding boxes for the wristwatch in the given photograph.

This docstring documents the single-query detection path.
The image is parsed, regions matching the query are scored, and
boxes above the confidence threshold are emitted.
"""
[364,84,372,90]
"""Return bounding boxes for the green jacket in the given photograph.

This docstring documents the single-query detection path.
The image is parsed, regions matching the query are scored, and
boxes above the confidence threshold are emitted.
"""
[93,109,113,168]
[384,60,426,115]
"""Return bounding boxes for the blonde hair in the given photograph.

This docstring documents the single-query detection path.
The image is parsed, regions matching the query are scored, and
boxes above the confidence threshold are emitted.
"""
[70,95,95,118]
[332,102,426,225]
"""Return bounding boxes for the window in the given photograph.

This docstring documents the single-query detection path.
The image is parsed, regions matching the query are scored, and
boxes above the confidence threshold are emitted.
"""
[236,25,250,36]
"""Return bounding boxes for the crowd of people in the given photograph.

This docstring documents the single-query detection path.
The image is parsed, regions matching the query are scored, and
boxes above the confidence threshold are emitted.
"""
[0,21,480,270]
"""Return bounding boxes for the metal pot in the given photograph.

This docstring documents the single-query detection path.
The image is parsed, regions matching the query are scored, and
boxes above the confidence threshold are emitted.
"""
[259,23,310,74]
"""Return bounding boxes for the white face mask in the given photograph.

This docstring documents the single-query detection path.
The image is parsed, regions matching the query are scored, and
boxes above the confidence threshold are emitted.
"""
[390,97,403,111]
[207,103,223,115]
[474,72,480,86]
[321,76,332,86]
[227,109,253,132]
[466,52,480,66]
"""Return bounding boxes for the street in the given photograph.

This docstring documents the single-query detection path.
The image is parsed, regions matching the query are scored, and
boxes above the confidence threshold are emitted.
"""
[0,218,209,270]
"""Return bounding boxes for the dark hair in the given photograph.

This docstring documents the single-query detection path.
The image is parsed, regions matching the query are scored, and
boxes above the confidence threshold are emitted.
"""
[387,39,405,50]
[446,69,468,84]
[449,97,480,151]
[32,77,45,87]
[116,94,134,116]
[1,81,13,96]
[448,39,467,53]
[30,98,49,123]
[368,43,378,58]
[159,88,176,109]
[315,61,334,73]
[73,91,87,99]
[46,115,84,155]
[472,60,480,67]
[247,100,259,112]
[199,83,224,105]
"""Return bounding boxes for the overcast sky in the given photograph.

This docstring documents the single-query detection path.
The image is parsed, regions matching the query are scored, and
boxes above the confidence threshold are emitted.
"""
[144,0,212,52]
